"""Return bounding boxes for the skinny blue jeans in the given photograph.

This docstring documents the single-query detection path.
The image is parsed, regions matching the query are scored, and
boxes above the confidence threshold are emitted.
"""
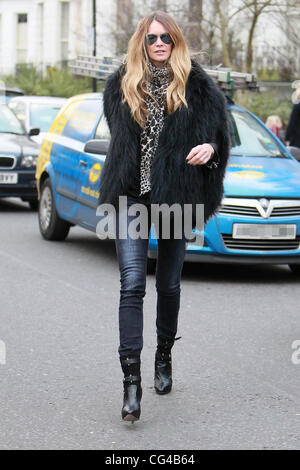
[115,196,187,356]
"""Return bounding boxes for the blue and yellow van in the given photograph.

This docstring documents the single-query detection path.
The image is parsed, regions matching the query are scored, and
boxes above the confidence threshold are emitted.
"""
[36,93,300,274]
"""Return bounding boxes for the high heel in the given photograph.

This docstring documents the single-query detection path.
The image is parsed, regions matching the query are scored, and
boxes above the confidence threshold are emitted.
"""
[120,355,142,422]
[154,336,180,395]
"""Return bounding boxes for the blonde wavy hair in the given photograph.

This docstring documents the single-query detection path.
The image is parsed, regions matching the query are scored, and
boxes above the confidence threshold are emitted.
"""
[121,11,191,127]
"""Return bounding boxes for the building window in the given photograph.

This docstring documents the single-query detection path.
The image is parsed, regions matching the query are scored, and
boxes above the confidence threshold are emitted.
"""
[60,1,70,64]
[16,13,28,64]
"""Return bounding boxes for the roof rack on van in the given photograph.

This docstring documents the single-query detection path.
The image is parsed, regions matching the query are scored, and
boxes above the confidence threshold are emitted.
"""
[204,67,258,95]
[69,56,119,80]
[69,55,259,96]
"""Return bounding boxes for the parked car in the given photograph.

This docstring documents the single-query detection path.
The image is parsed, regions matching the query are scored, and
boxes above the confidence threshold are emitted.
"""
[8,96,67,144]
[35,92,300,274]
[0,104,40,209]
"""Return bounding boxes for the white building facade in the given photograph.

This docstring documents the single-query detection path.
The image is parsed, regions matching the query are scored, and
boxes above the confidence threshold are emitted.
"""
[0,0,299,76]
[0,0,117,75]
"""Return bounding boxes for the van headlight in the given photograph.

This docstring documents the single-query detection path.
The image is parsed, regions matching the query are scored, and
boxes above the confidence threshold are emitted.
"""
[21,155,38,167]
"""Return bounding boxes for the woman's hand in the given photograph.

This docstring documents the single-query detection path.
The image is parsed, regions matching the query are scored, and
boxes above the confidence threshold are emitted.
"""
[186,144,214,166]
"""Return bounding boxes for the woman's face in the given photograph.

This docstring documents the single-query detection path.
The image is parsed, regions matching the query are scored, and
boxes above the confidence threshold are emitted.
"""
[146,20,173,67]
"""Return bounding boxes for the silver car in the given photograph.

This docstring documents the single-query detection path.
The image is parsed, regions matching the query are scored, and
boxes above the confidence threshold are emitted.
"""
[8,95,67,145]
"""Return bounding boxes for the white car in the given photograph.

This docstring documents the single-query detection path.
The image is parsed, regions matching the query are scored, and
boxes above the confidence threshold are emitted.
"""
[8,95,67,144]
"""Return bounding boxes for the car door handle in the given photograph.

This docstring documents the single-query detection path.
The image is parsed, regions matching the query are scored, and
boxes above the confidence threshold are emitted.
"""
[79,160,88,166]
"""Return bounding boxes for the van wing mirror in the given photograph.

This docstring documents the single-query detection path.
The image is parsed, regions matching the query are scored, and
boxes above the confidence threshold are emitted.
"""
[84,139,109,155]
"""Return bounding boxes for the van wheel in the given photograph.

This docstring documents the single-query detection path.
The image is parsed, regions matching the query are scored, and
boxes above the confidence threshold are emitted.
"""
[289,264,300,275]
[39,178,70,241]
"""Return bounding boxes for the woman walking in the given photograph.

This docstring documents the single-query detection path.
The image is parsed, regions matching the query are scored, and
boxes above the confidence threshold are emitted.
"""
[99,10,230,422]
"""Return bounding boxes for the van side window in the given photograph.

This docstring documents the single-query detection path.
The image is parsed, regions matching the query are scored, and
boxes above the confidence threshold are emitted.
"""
[94,114,110,140]
[55,99,101,143]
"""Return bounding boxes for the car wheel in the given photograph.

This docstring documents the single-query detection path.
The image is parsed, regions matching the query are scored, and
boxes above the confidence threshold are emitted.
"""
[28,200,39,211]
[289,264,300,275]
[39,178,70,241]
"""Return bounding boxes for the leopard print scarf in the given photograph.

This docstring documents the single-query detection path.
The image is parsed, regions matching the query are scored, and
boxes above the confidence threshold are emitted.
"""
[139,61,171,196]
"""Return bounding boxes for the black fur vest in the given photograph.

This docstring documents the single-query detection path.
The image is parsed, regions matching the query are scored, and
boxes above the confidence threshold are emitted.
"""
[99,60,230,225]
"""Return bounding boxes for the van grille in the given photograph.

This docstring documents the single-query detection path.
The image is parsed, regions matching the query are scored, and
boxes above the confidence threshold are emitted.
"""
[220,205,260,216]
[270,206,300,217]
[218,198,300,218]
[222,234,300,251]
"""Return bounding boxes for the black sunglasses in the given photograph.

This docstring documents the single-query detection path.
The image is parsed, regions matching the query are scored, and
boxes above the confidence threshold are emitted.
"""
[145,33,173,46]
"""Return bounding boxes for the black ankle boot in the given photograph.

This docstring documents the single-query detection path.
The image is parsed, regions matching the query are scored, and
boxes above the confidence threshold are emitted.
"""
[154,336,180,395]
[120,355,142,422]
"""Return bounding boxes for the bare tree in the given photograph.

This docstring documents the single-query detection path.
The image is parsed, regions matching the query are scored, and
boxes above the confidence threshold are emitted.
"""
[155,0,167,9]
[211,1,293,72]
[108,0,168,56]
[270,0,300,75]
[243,0,277,72]
[212,0,253,68]
[167,0,222,65]
[103,0,300,74]
[185,0,203,51]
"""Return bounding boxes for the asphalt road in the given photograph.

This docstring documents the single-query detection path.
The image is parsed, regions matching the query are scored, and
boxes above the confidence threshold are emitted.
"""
[1,197,300,450]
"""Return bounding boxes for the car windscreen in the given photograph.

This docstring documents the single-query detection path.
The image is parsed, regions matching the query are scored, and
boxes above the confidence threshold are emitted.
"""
[29,103,63,132]
[0,105,25,135]
[229,108,287,158]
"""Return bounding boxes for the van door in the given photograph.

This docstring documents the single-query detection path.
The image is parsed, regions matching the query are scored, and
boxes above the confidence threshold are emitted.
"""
[76,112,110,229]
[52,98,102,222]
